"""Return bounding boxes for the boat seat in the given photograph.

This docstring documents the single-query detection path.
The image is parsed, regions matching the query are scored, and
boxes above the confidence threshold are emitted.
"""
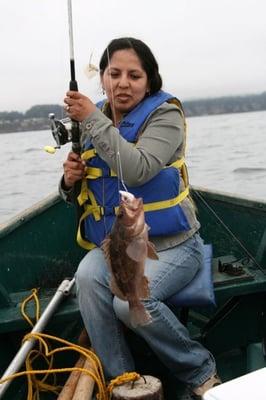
[166,244,258,325]
[167,244,215,308]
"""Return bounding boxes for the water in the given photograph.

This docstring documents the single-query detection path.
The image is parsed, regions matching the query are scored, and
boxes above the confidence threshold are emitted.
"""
[186,110,266,199]
[0,110,265,225]
[0,131,71,224]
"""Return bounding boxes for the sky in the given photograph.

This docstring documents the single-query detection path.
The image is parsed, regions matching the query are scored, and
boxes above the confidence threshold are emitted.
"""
[1,0,266,112]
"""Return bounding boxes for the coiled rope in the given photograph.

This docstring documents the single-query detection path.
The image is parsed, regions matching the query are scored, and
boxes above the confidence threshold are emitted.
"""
[107,372,141,395]
[0,288,142,399]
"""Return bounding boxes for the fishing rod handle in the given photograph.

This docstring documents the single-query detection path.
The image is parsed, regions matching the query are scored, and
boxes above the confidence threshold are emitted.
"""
[68,79,81,153]
[70,118,81,154]
[69,78,78,92]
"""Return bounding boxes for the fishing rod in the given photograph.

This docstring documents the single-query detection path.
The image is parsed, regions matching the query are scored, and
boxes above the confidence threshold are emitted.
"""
[45,0,81,154]
[67,0,80,154]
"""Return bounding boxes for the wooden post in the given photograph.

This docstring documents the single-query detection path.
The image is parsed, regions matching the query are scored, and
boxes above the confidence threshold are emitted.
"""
[72,358,95,400]
[57,356,85,399]
[56,328,91,399]
[78,329,91,348]
[111,375,164,400]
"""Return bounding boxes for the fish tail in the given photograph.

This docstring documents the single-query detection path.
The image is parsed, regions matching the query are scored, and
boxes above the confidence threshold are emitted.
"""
[130,305,152,328]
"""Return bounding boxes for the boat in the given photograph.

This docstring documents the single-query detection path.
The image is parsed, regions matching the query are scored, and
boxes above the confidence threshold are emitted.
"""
[0,186,265,399]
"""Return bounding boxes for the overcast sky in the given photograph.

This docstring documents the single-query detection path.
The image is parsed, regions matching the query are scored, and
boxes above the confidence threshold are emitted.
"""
[1,0,266,112]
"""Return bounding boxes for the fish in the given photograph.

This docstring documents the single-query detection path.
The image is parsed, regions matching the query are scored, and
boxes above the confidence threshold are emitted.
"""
[101,190,159,327]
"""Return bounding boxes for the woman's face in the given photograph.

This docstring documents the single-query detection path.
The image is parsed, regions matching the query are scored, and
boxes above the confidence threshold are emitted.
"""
[101,49,150,122]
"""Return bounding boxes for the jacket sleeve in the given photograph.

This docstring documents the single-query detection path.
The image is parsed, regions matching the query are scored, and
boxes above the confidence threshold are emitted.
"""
[80,103,185,186]
[58,176,81,204]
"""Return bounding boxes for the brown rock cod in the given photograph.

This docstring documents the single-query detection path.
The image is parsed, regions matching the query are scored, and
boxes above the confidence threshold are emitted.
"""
[101,191,158,327]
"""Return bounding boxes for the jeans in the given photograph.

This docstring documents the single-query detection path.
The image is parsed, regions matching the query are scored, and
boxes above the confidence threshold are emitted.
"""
[75,233,216,388]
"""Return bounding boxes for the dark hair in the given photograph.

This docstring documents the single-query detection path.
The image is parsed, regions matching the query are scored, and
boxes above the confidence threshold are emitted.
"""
[99,37,162,94]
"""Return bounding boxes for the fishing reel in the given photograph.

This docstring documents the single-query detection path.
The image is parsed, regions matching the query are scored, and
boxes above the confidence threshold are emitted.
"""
[45,113,81,154]
[44,113,72,154]
[44,113,73,154]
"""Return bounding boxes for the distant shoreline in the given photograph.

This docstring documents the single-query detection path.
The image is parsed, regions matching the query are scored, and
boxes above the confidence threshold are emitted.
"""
[1,92,265,134]
[0,118,50,134]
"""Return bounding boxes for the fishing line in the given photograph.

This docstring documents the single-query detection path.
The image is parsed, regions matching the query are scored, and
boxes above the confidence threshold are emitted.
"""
[106,46,128,194]
[100,45,129,236]
[194,190,265,274]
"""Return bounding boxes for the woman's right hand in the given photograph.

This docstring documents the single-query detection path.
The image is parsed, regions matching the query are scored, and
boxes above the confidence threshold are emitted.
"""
[63,151,86,189]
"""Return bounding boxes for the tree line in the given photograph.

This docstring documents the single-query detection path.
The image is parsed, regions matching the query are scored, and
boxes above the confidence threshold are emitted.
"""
[0,104,64,121]
[0,105,64,133]
[0,92,266,133]
[183,91,266,117]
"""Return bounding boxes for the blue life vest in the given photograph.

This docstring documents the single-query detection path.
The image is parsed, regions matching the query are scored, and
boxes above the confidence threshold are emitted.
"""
[77,90,190,250]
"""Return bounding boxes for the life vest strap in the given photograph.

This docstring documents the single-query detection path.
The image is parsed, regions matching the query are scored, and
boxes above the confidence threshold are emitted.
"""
[77,179,88,206]
[79,183,189,218]
[77,186,102,222]
[143,186,189,212]
[180,163,189,188]
[170,158,184,169]
[84,166,117,179]
[81,149,97,160]
[82,157,185,183]
[78,157,189,211]
[76,186,190,250]
[77,206,97,250]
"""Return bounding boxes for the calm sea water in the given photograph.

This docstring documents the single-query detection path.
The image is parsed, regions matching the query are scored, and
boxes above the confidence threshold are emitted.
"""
[1,110,266,225]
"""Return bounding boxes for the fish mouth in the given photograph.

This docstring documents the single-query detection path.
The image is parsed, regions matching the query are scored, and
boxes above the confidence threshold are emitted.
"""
[120,197,143,212]
[119,191,135,204]
[118,205,144,233]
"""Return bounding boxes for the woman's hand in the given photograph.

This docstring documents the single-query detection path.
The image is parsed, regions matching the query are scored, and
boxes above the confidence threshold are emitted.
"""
[63,151,86,189]
[64,91,97,122]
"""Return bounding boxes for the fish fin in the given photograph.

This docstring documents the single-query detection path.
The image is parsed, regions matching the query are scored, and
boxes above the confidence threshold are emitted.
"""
[126,238,147,262]
[101,237,111,252]
[138,276,150,298]
[110,278,127,300]
[101,238,111,264]
[147,241,159,260]
[130,305,152,328]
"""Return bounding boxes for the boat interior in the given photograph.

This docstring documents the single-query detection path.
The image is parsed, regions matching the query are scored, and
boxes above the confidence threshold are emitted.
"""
[0,187,266,399]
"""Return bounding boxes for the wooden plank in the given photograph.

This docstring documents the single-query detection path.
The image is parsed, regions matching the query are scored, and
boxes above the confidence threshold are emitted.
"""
[57,356,85,399]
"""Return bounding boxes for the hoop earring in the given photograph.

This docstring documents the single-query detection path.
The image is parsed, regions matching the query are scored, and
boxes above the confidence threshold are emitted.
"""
[102,88,105,95]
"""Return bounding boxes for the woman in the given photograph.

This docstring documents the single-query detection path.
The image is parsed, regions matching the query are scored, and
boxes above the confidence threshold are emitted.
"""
[60,37,220,398]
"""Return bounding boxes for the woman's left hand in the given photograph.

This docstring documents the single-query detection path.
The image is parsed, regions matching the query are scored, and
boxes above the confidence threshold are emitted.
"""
[64,91,97,122]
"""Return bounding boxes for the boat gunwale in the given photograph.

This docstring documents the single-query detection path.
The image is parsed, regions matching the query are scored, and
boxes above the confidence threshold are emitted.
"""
[191,186,266,211]
[0,192,61,238]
